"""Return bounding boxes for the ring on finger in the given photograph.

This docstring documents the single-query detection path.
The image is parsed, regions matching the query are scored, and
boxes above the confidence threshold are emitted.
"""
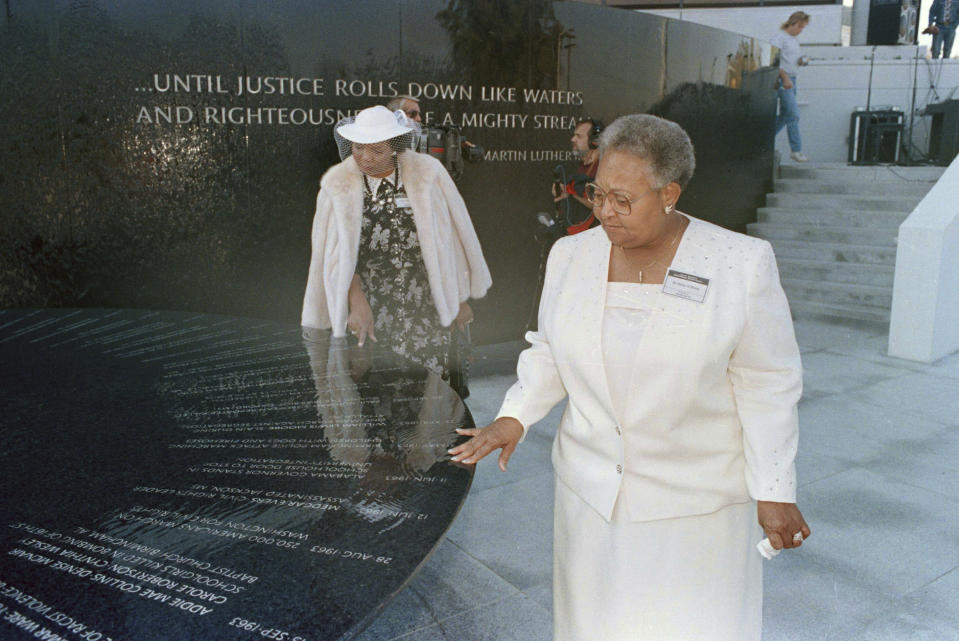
[792,531,804,543]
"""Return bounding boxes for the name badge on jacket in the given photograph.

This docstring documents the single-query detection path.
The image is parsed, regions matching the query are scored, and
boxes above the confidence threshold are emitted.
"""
[663,270,710,303]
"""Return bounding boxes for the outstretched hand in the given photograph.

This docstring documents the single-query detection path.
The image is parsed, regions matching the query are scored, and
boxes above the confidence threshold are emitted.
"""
[449,417,524,472]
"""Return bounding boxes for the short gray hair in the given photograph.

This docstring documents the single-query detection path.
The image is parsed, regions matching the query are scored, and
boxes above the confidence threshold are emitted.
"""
[386,95,418,111]
[597,114,696,190]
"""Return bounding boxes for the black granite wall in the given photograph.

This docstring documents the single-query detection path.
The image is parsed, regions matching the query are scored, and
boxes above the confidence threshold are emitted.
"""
[0,0,777,343]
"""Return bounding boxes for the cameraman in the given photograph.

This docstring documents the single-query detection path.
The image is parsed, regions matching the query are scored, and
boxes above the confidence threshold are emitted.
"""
[552,118,603,234]
[527,118,603,330]
[394,97,482,181]
[387,95,422,123]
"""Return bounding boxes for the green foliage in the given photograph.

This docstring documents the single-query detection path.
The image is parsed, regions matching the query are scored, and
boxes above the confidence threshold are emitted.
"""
[436,0,562,89]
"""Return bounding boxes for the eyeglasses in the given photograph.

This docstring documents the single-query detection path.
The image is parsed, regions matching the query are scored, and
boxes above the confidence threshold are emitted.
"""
[585,183,636,216]
[405,110,420,119]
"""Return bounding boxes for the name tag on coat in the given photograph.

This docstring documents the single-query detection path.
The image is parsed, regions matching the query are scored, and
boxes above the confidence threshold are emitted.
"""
[662,270,710,303]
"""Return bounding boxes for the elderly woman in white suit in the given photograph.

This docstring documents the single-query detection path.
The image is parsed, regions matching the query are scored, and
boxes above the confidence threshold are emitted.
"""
[302,105,491,384]
[450,114,810,641]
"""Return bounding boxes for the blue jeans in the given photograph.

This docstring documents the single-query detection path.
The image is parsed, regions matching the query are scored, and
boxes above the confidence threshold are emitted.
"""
[776,75,801,153]
[932,25,956,59]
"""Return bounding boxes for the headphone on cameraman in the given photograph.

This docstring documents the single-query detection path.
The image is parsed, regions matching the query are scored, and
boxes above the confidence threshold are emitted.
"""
[580,118,604,149]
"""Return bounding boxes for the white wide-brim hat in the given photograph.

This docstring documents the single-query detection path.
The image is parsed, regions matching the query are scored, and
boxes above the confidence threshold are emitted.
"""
[336,105,411,144]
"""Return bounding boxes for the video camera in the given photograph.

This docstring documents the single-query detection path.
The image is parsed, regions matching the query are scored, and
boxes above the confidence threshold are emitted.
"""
[535,164,582,242]
[411,124,483,180]
[534,165,570,242]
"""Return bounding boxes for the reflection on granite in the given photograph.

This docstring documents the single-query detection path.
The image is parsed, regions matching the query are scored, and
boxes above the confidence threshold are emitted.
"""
[0,309,474,641]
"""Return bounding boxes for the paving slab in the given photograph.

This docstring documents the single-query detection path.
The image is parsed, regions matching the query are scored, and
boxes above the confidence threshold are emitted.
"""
[412,592,553,641]
[851,371,959,427]
[354,539,521,641]
[763,552,901,641]
[444,473,554,592]
[797,396,950,464]
[792,317,887,352]
[798,467,959,598]
[800,349,911,398]
[852,568,959,641]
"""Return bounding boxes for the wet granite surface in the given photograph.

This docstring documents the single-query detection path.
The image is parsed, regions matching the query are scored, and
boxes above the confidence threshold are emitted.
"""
[0,308,474,641]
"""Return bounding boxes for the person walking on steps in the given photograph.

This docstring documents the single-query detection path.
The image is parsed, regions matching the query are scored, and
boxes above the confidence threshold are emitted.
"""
[772,12,811,163]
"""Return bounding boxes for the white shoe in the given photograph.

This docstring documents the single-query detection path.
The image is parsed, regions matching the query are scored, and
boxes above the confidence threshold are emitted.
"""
[790,151,809,162]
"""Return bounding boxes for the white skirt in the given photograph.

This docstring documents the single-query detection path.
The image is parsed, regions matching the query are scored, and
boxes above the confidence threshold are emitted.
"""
[553,475,763,641]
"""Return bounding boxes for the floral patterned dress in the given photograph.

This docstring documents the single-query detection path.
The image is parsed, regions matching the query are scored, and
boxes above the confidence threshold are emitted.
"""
[356,172,450,379]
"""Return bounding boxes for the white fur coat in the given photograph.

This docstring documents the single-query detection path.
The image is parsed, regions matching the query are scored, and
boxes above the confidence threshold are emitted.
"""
[301,151,492,336]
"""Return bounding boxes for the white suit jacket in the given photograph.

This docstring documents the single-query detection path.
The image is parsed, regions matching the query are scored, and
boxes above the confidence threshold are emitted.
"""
[498,217,803,523]
[301,151,492,336]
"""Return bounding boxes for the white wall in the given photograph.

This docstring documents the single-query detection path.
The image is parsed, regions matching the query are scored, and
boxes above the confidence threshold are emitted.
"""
[638,4,959,163]
[635,5,959,362]
[641,1,953,56]
[888,155,959,362]
[777,45,959,163]
[639,4,843,45]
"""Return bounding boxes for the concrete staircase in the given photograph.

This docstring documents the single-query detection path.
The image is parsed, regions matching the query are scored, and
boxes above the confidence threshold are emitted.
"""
[747,163,945,323]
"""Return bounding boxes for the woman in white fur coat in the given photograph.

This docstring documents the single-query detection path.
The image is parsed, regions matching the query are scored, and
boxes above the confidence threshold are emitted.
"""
[301,105,491,383]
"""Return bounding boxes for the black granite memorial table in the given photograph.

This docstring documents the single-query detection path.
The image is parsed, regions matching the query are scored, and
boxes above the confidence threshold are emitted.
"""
[0,308,474,641]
